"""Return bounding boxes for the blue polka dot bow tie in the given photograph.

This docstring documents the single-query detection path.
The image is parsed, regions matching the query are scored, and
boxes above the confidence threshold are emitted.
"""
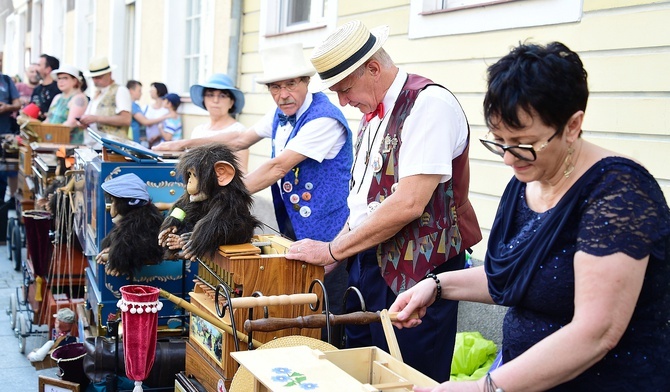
[278,113,297,127]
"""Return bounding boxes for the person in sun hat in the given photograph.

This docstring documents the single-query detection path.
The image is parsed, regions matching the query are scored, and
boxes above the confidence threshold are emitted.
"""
[44,64,89,143]
[283,20,482,382]
[155,43,353,345]
[78,56,132,139]
[157,73,250,170]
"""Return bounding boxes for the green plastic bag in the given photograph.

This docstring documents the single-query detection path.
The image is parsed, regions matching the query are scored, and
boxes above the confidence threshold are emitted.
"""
[450,331,498,381]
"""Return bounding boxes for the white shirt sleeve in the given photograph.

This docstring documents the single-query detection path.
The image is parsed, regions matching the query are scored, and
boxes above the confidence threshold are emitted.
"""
[115,86,133,114]
[284,117,347,162]
[397,85,468,183]
[253,109,276,139]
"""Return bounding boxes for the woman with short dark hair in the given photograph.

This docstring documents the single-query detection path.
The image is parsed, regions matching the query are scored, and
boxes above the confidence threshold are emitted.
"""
[391,42,670,391]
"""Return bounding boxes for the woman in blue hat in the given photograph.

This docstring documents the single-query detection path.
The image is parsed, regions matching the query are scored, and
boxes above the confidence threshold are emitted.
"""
[189,74,249,172]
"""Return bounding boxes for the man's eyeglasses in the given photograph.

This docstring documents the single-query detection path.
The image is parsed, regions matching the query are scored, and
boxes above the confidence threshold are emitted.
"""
[479,130,559,162]
[268,79,302,95]
[204,91,231,100]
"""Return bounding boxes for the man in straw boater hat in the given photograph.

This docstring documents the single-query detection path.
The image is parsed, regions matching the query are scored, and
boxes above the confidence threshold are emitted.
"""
[285,20,482,382]
[155,43,353,343]
[79,56,132,139]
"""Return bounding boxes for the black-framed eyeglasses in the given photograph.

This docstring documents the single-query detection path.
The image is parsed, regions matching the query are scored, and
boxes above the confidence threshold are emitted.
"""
[267,79,302,95]
[479,130,560,162]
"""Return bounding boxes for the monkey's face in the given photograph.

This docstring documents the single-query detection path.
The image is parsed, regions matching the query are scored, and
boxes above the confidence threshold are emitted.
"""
[187,168,208,202]
[109,198,123,224]
[110,200,118,218]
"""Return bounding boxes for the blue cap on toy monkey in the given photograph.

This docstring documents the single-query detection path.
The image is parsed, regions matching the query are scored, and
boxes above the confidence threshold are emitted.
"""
[101,173,150,203]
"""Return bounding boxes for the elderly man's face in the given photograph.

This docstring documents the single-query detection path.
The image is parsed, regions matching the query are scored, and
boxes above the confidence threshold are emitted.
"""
[92,72,113,89]
[330,68,378,115]
[267,78,308,116]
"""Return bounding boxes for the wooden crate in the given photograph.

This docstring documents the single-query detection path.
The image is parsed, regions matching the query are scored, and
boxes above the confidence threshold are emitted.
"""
[232,346,439,391]
[22,123,72,144]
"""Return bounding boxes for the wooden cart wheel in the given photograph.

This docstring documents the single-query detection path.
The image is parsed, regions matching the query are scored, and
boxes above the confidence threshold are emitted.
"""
[8,292,18,331]
[17,312,28,354]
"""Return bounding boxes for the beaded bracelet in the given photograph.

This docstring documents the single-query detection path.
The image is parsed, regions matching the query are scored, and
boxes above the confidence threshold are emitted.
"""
[328,242,340,263]
[484,373,504,392]
[425,273,441,302]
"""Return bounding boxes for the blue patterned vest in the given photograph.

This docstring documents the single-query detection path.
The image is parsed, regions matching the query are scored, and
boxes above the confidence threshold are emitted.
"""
[270,92,353,241]
[366,74,482,295]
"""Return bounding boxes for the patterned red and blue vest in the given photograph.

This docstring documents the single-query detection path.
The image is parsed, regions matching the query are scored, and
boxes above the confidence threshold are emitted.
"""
[366,74,482,295]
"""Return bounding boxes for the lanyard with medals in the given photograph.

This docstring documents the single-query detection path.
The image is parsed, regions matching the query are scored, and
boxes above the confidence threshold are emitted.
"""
[350,111,388,193]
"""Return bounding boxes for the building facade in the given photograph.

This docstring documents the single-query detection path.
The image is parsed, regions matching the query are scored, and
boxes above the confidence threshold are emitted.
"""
[2,0,669,260]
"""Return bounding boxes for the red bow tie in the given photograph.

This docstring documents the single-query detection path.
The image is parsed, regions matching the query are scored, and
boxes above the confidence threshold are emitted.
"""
[365,103,385,123]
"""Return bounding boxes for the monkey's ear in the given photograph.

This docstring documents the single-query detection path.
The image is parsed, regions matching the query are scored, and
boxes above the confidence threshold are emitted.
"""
[214,161,236,186]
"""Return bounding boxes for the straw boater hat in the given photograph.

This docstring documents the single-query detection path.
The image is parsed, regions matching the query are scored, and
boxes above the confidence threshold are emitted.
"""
[255,43,316,85]
[85,56,117,77]
[310,20,389,90]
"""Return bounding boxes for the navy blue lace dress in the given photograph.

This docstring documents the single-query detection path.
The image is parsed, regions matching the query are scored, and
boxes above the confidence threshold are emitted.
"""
[486,157,670,391]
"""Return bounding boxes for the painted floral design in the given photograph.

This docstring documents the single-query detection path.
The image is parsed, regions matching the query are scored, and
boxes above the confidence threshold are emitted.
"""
[270,367,318,389]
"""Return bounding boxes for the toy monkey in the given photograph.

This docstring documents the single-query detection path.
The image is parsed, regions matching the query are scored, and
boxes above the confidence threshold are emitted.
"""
[159,143,259,261]
[96,173,165,277]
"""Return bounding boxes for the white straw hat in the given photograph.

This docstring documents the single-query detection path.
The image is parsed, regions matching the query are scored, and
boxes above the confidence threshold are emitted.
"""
[51,64,83,81]
[255,43,316,85]
[310,21,389,90]
[85,56,117,77]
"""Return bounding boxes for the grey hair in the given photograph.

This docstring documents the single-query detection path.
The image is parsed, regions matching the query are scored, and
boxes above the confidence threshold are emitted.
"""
[350,48,393,78]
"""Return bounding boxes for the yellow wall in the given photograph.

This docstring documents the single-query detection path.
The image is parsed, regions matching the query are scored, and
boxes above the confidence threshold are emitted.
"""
[63,11,75,64]
[94,1,110,57]
[136,0,166,107]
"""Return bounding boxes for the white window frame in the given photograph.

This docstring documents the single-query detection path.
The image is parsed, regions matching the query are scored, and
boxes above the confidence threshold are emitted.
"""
[409,0,583,38]
[162,0,213,96]
[437,0,512,10]
[277,0,326,34]
[183,0,203,92]
[258,0,337,55]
